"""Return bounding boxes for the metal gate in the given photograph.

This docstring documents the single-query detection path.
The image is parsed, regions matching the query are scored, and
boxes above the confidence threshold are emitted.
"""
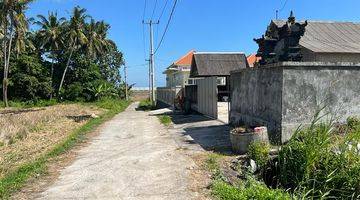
[197,77,218,119]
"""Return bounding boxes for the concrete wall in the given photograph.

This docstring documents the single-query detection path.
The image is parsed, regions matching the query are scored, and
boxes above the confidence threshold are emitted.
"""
[230,62,360,144]
[281,65,360,141]
[230,68,283,143]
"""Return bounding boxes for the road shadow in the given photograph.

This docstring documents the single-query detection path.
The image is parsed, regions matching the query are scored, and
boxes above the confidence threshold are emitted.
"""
[182,124,232,154]
[170,113,213,125]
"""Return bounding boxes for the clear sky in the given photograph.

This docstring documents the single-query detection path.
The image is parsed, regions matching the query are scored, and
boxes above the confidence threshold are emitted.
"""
[26,0,360,87]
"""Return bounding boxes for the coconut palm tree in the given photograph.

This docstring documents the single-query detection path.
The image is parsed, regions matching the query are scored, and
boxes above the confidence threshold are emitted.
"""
[35,12,66,98]
[58,6,89,95]
[0,0,33,107]
[85,19,112,60]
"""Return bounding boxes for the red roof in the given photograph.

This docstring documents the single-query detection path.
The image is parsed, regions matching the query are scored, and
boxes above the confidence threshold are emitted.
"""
[174,50,195,66]
[247,54,261,67]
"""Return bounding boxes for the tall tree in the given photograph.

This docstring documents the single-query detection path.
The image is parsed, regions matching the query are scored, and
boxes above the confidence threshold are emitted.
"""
[35,12,66,98]
[85,19,112,60]
[0,0,33,107]
[58,6,88,95]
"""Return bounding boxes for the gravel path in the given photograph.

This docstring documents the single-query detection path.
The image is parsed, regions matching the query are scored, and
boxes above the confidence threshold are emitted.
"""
[37,103,195,200]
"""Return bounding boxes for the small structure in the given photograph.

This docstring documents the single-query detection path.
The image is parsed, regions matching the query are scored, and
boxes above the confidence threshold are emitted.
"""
[230,13,360,144]
[187,52,248,122]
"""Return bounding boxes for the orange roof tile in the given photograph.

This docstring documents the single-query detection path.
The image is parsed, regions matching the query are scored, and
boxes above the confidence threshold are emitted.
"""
[174,50,195,66]
[247,54,261,67]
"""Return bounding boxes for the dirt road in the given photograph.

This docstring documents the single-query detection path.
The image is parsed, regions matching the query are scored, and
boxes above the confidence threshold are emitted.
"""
[37,103,196,200]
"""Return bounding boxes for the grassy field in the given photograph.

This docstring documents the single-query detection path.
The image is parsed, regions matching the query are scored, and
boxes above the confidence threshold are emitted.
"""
[0,98,130,199]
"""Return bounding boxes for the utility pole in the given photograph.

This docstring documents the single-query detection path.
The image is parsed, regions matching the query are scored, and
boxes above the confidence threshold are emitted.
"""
[145,59,151,100]
[143,20,159,105]
[124,65,128,101]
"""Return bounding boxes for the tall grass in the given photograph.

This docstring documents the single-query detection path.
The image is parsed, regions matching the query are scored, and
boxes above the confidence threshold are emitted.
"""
[278,111,360,199]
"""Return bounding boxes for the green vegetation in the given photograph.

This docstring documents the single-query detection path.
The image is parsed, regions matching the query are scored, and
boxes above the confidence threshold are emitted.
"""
[208,113,360,199]
[1,3,131,107]
[205,153,291,200]
[0,98,130,199]
[158,115,172,126]
[0,99,58,109]
[277,116,360,199]
[137,99,156,111]
[212,179,291,200]
[248,141,270,169]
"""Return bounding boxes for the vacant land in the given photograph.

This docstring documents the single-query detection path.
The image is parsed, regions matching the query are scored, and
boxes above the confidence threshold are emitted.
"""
[0,104,104,179]
[0,99,130,198]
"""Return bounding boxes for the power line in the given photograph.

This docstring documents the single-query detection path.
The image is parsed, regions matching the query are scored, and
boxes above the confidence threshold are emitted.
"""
[142,0,147,60]
[158,0,169,21]
[156,0,169,44]
[142,0,147,20]
[154,0,178,54]
[279,0,289,12]
[276,0,289,19]
[151,0,158,20]
[127,63,148,68]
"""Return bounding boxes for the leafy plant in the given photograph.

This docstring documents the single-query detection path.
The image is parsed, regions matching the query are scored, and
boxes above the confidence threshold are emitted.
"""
[158,115,172,126]
[248,141,270,169]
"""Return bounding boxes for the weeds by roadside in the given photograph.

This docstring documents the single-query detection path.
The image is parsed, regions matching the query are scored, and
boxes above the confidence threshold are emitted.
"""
[205,153,291,200]
[158,115,172,126]
[137,99,156,111]
[0,98,130,199]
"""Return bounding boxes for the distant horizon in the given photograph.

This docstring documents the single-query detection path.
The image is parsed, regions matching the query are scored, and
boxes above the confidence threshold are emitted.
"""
[26,0,360,87]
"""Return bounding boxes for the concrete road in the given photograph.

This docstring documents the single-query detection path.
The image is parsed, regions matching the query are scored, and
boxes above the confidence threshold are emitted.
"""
[37,103,196,200]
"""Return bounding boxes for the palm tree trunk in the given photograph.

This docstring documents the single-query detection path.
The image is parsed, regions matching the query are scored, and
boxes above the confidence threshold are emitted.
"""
[3,39,8,107]
[50,59,54,99]
[3,22,13,108]
[58,43,75,96]
[4,29,14,108]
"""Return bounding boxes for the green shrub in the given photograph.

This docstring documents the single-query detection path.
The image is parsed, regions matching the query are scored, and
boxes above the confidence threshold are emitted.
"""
[158,115,172,126]
[248,141,270,169]
[137,99,156,111]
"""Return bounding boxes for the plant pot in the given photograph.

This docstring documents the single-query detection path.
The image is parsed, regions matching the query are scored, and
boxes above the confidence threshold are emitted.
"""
[230,127,269,154]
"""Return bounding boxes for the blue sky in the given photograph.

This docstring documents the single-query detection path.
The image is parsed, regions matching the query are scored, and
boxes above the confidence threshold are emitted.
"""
[27,0,360,87]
